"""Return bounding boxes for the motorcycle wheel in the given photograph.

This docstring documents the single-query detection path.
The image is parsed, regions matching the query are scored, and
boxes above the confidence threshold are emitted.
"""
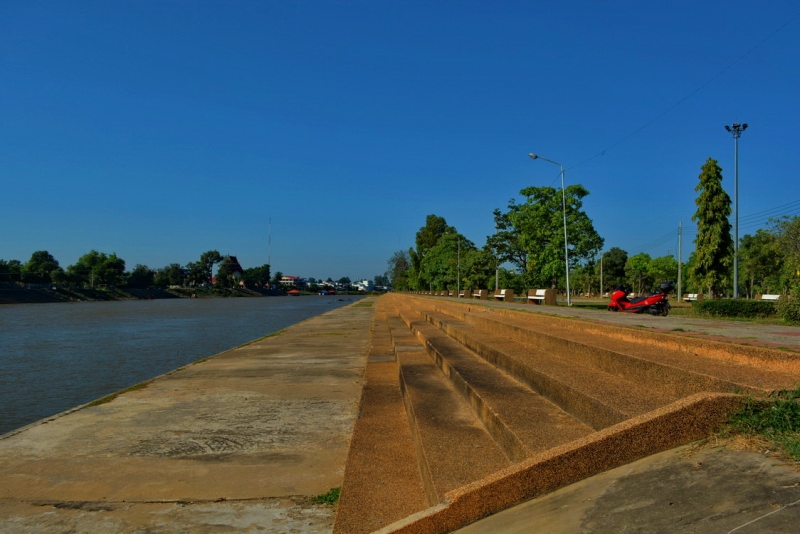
[661,305,669,317]
[607,305,618,312]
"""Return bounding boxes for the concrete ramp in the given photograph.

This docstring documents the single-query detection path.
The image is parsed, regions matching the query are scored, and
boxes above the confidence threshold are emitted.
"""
[334,294,800,534]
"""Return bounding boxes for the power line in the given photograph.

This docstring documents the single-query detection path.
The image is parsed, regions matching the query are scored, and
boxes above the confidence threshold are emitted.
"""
[567,10,800,171]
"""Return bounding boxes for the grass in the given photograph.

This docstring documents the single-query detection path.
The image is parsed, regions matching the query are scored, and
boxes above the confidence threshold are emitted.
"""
[353,301,374,307]
[727,386,800,461]
[83,381,151,408]
[312,487,341,506]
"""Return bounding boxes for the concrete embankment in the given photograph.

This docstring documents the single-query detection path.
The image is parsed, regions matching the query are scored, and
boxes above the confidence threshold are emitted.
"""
[0,298,376,533]
[334,294,800,534]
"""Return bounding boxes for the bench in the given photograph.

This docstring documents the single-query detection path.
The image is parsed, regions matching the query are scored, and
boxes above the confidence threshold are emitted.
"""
[473,289,489,300]
[493,289,515,302]
[683,293,704,302]
[459,289,473,298]
[528,289,547,303]
[757,294,781,301]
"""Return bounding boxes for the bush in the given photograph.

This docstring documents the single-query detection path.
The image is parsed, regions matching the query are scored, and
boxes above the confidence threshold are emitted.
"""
[776,290,800,325]
[691,299,778,319]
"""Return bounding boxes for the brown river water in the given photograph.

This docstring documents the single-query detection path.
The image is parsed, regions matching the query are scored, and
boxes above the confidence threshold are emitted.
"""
[0,295,361,435]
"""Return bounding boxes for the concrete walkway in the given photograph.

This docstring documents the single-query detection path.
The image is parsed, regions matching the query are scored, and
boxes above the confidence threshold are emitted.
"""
[0,298,375,533]
[456,442,800,534]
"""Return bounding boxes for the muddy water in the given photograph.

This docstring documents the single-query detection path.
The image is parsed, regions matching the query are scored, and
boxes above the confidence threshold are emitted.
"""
[0,296,360,435]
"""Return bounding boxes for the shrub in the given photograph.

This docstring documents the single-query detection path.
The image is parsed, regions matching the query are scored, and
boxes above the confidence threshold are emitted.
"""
[691,299,778,319]
[776,289,800,325]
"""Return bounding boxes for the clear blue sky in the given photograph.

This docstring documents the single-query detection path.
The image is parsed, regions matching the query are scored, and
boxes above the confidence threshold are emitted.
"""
[2,1,799,281]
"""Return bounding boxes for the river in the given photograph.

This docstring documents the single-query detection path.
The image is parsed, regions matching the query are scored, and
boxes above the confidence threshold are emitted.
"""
[0,295,361,435]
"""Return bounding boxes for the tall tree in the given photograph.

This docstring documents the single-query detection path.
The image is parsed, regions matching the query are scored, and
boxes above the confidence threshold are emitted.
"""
[648,255,679,286]
[599,247,628,290]
[739,229,782,297]
[489,184,603,289]
[242,264,271,287]
[127,264,156,289]
[0,259,23,284]
[419,233,475,290]
[773,216,800,291]
[22,250,61,284]
[387,250,411,290]
[625,253,652,294]
[691,158,733,298]
[67,251,126,287]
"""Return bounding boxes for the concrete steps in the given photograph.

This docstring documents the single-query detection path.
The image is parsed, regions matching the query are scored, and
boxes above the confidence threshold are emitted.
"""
[335,294,797,534]
[387,308,511,505]
[334,309,429,534]
[393,304,593,462]
[426,300,800,394]
[416,307,677,429]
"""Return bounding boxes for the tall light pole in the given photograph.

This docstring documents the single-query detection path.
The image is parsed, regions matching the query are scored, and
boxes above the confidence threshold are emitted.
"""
[724,123,747,299]
[529,153,571,306]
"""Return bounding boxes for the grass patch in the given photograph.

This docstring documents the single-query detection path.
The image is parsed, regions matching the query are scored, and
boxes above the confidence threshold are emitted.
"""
[263,330,285,338]
[353,301,374,308]
[83,382,150,408]
[727,386,800,461]
[672,328,685,332]
[312,487,341,506]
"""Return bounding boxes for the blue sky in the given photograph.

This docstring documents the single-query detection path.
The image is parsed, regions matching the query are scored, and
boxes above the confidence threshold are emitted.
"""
[2,1,799,281]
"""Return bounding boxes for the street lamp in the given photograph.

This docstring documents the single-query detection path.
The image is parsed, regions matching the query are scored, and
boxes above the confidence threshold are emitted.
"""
[724,123,747,299]
[528,153,571,306]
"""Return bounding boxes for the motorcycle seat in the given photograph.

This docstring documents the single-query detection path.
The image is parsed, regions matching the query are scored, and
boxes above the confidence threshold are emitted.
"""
[629,297,647,304]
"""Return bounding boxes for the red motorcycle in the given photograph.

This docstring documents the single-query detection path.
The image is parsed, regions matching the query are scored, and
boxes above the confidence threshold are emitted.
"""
[608,281,674,316]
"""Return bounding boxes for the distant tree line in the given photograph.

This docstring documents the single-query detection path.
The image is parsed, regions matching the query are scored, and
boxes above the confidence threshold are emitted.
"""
[0,249,271,290]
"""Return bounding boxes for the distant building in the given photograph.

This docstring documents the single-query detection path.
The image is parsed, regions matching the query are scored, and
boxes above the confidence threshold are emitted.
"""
[353,279,374,292]
[280,275,305,287]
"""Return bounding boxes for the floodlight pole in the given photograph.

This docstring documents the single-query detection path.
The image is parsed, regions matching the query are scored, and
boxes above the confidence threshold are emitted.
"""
[528,153,571,306]
[724,123,747,299]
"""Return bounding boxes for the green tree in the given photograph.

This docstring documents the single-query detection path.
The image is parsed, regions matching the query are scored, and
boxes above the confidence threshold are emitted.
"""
[462,247,496,290]
[22,251,61,284]
[0,259,23,284]
[387,250,411,290]
[271,271,284,287]
[773,216,800,291]
[67,251,126,287]
[691,157,733,298]
[407,214,457,290]
[243,264,271,287]
[127,264,155,289]
[599,247,628,291]
[490,185,604,289]
[648,255,679,286]
[420,233,475,290]
[625,253,652,294]
[153,264,185,287]
[215,257,237,288]
[739,229,782,297]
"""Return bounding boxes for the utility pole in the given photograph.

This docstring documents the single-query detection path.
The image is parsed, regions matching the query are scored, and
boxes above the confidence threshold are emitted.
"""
[677,222,683,299]
[725,123,747,298]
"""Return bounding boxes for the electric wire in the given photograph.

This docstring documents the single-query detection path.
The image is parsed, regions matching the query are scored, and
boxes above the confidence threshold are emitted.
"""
[566,10,800,172]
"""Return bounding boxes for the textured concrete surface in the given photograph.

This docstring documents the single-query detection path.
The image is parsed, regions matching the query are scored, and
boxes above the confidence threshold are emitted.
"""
[354,294,800,534]
[435,294,800,352]
[0,298,375,533]
[456,442,800,534]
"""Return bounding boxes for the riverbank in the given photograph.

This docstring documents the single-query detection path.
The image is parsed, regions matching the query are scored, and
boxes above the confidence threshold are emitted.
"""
[0,286,285,305]
[0,298,375,532]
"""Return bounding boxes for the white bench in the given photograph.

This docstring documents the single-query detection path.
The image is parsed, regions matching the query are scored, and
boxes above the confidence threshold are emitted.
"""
[683,293,703,302]
[493,289,514,302]
[528,289,547,303]
[758,294,781,301]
